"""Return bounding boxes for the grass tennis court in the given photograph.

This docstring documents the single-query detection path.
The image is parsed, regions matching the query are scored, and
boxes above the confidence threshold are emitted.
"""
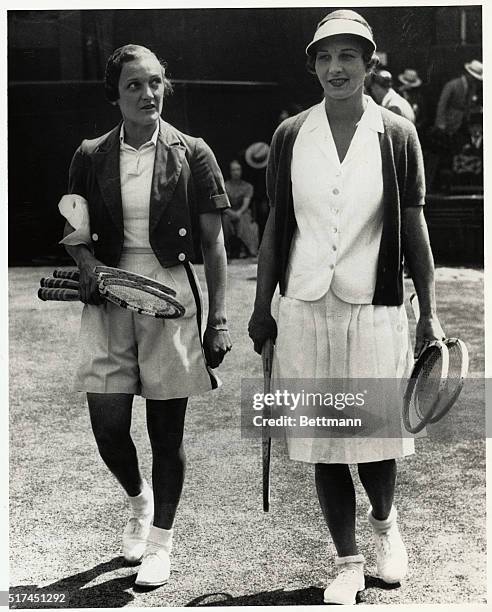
[9,262,485,607]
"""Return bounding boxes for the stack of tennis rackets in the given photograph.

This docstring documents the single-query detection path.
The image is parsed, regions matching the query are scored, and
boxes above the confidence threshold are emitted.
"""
[402,294,469,433]
[38,266,185,319]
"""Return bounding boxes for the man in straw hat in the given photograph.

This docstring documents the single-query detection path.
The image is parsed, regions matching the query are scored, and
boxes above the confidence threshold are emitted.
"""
[434,59,483,136]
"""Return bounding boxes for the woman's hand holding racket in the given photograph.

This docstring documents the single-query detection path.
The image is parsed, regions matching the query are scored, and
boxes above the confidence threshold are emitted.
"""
[403,294,468,433]
[248,307,277,355]
[414,313,446,358]
[38,266,185,319]
[203,325,232,369]
[77,253,106,305]
[411,294,446,357]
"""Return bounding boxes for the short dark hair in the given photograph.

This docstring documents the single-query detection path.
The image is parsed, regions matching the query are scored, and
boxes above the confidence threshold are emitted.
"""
[104,44,173,103]
[306,10,379,75]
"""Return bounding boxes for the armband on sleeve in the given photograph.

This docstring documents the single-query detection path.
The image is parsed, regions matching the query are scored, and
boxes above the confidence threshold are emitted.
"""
[58,194,92,246]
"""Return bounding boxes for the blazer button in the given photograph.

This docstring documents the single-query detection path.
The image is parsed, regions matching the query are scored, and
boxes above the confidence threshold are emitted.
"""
[92,233,98,242]
[178,253,186,262]
[178,228,187,237]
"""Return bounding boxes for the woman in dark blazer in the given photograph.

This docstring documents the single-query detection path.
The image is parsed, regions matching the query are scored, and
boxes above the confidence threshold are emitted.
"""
[59,44,231,587]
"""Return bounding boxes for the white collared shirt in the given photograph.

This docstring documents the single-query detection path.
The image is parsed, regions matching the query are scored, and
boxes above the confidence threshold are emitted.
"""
[286,97,384,303]
[119,123,159,249]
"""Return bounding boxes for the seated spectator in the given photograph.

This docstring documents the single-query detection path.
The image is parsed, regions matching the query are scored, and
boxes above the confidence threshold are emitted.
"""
[243,142,270,245]
[368,69,415,123]
[451,111,483,191]
[223,160,259,259]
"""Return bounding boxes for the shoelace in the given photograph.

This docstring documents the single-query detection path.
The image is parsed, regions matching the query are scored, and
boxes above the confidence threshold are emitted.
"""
[333,567,362,587]
[375,529,393,557]
[126,517,148,537]
[142,544,170,564]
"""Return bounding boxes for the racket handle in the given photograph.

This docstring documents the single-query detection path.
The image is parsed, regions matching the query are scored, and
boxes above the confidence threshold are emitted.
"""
[38,287,80,302]
[53,269,80,281]
[262,338,274,390]
[40,277,79,290]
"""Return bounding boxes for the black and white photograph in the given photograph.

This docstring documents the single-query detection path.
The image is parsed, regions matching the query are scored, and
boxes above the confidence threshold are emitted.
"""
[6,2,487,608]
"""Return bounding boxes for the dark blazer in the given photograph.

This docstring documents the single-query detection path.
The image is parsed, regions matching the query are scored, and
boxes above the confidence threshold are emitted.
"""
[67,118,229,268]
[267,105,426,306]
[434,75,474,135]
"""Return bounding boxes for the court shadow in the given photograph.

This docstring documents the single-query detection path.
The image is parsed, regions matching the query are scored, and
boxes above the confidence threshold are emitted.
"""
[186,574,400,606]
[10,557,136,608]
[186,586,324,606]
[364,574,401,591]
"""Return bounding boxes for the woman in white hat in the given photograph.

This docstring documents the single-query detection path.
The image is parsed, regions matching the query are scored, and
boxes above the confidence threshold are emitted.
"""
[249,9,444,605]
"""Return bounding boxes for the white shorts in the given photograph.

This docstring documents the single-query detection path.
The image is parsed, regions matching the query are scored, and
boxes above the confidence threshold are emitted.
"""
[73,250,220,400]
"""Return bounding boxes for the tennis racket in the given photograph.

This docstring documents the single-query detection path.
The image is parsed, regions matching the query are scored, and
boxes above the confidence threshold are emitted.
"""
[403,339,449,433]
[410,293,469,425]
[53,267,177,297]
[40,268,185,319]
[261,337,274,512]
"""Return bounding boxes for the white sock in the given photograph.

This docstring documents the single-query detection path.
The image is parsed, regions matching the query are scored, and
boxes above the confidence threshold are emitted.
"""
[128,479,153,518]
[147,525,173,554]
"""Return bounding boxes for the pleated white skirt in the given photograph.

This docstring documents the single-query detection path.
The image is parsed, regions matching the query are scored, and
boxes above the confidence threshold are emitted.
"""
[273,288,415,464]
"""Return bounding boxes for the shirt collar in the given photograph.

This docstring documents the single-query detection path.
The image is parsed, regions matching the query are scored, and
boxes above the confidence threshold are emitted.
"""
[305,96,383,134]
[358,96,384,133]
[119,122,160,149]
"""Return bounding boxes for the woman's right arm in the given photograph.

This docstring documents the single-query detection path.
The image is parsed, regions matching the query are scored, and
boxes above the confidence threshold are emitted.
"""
[248,208,279,354]
[63,147,105,304]
[63,227,104,304]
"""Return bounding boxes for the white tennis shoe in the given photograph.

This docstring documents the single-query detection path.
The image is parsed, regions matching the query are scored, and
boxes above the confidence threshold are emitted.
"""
[368,506,408,583]
[122,481,153,564]
[135,543,171,587]
[323,554,365,605]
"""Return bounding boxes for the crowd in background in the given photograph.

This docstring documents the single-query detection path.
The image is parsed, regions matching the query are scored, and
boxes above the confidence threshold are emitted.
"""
[222,59,483,259]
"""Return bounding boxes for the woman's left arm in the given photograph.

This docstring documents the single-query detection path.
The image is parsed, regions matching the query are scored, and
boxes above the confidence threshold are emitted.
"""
[199,212,232,368]
[401,125,445,356]
[402,203,445,358]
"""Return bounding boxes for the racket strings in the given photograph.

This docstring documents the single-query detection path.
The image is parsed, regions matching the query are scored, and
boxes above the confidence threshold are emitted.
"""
[105,282,170,313]
[411,346,446,421]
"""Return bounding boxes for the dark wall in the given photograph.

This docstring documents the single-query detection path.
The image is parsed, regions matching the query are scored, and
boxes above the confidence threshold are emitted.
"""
[8,80,283,263]
[8,6,482,264]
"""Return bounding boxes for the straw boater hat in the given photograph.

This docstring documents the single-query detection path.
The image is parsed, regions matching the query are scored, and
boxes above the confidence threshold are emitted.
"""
[244,142,270,169]
[398,68,422,88]
[464,59,483,81]
[305,10,376,56]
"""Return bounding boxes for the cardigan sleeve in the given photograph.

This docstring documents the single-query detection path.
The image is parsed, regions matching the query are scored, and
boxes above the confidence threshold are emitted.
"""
[190,138,230,213]
[402,124,426,208]
[266,125,283,208]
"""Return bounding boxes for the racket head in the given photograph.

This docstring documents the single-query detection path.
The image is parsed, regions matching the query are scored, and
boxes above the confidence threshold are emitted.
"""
[98,277,185,319]
[38,287,80,302]
[403,340,449,434]
[40,277,79,290]
[94,265,177,297]
[428,338,469,423]
[261,338,274,512]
